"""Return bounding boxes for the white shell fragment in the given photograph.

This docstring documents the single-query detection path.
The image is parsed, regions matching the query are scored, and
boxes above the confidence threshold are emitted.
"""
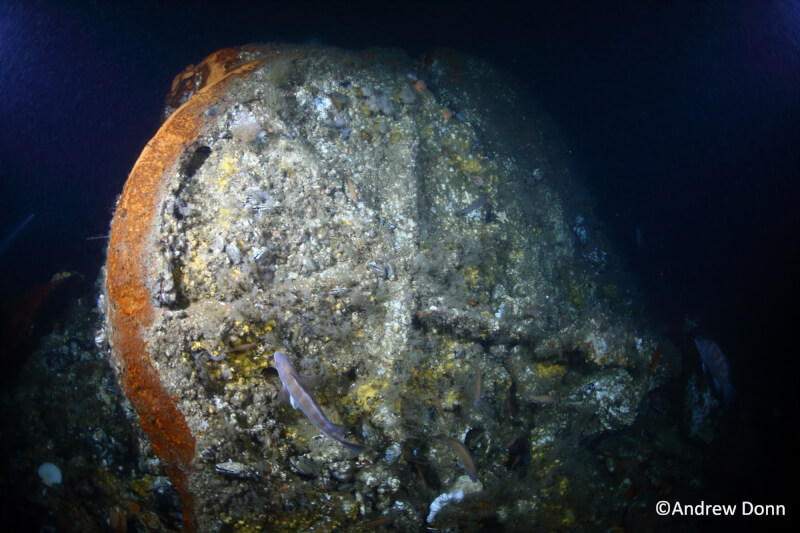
[38,462,62,486]
[427,489,464,524]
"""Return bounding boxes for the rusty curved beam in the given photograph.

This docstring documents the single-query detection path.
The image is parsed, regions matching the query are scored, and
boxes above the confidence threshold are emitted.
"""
[105,47,272,532]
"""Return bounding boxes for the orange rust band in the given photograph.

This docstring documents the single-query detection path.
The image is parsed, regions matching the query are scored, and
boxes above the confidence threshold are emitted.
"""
[106,48,271,531]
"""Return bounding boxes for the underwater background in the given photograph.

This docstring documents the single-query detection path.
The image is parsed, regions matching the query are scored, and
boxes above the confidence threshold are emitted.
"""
[1,0,798,531]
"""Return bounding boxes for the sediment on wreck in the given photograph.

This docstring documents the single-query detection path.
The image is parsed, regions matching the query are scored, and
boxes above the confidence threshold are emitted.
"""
[103,44,678,530]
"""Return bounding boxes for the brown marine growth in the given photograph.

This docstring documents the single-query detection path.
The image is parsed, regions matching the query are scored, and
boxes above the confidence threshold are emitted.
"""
[0,272,83,382]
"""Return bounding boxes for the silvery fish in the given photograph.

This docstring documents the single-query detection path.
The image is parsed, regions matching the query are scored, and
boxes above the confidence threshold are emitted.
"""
[458,195,487,216]
[273,351,363,450]
[437,435,479,482]
[694,337,734,406]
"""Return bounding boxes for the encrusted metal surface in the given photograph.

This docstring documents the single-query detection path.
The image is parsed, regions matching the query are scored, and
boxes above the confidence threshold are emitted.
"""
[102,44,678,530]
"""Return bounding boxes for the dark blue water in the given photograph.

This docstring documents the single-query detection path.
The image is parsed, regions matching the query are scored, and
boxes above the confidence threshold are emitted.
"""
[1,0,798,522]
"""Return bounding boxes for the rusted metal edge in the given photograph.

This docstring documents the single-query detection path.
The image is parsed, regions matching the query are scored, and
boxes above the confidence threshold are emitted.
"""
[105,48,274,532]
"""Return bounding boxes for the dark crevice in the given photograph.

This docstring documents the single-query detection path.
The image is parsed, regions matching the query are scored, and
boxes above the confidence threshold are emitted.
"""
[180,145,212,178]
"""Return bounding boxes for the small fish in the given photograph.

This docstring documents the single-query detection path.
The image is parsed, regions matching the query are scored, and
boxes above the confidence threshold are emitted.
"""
[438,435,479,482]
[346,178,359,203]
[358,510,402,528]
[229,342,257,352]
[504,433,520,448]
[647,344,663,378]
[416,463,428,488]
[458,195,487,215]
[472,363,483,406]
[528,394,555,405]
[428,391,445,417]
[694,337,734,405]
[273,351,363,450]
